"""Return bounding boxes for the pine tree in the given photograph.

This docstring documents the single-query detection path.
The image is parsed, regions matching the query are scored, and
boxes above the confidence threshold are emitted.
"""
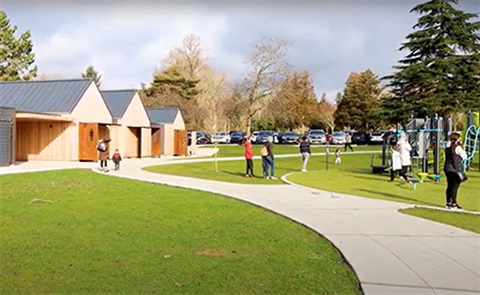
[81,65,102,88]
[0,11,37,81]
[383,0,480,124]
[335,70,383,131]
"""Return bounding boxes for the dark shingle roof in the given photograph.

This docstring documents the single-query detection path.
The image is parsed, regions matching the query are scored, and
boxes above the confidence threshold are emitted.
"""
[146,108,180,125]
[0,79,92,114]
[101,90,136,119]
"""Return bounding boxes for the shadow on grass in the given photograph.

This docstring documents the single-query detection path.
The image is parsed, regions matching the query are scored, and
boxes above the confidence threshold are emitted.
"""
[356,189,439,206]
[222,170,245,177]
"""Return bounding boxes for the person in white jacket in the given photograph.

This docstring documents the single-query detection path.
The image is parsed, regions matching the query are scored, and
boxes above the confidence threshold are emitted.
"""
[388,145,402,182]
[398,133,412,183]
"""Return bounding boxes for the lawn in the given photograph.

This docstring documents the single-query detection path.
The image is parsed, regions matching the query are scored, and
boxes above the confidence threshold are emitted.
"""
[0,169,361,294]
[209,144,381,158]
[400,208,480,234]
[145,152,480,233]
[144,157,295,184]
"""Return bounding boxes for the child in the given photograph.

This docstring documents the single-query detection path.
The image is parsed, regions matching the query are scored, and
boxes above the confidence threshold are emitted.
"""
[244,136,254,178]
[388,144,402,182]
[335,149,341,164]
[112,149,122,171]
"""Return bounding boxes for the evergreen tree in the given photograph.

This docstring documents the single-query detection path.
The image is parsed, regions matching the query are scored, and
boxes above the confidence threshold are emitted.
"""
[383,0,480,123]
[335,70,383,131]
[141,66,201,129]
[81,65,102,88]
[0,10,37,81]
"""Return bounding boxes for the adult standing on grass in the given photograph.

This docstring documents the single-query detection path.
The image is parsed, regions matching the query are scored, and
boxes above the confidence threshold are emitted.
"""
[344,132,354,152]
[299,136,311,172]
[244,135,254,178]
[261,137,276,179]
[398,133,412,183]
[98,138,111,172]
[444,132,468,210]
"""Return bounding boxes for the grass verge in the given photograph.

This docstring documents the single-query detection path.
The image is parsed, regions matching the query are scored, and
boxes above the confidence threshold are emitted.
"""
[400,208,480,234]
[0,169,361,294]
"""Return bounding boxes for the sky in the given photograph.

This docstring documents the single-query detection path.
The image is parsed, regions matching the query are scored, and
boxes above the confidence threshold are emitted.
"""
[2,0,479,101]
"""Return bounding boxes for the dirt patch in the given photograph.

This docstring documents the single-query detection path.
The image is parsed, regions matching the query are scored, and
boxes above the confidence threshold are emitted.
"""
[195,249,228,257]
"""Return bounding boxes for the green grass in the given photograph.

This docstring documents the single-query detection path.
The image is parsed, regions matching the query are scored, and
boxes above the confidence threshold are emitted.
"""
[145,157,291,184]
[286,154,480,211]
[400,208,480,234]
[146,152,479,233]
[210,144,381,158]
[0,169,361,294]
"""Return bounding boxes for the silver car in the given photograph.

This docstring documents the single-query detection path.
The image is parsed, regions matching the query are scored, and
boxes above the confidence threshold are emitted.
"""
[307,129,326,144]
[331,131,346,145]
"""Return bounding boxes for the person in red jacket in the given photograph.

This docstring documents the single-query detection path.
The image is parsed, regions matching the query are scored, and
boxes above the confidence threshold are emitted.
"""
[244,135,254,178]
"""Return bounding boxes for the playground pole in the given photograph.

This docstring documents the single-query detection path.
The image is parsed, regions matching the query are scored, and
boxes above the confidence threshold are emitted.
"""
[433,114,441,179]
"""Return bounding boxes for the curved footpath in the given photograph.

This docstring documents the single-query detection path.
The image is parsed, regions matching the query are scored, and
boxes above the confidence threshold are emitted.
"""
[1,151,479,294]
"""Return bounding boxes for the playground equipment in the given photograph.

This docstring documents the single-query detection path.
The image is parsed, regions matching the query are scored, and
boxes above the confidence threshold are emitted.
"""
[463,111,480,171]
[402,114,445,182]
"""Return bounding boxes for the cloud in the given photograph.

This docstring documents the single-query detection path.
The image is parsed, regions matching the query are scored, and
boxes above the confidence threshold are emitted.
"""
[5,0,480,99]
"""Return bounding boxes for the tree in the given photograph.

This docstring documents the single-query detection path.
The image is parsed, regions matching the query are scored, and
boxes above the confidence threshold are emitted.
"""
[141,66,201,129]
[335,70,383,131]
[243,37,291,134]
[383,0,480,124]
[81,65,102,88]
[0,10,37,81]
[164,34,206,78]
[314,97,336,133]
[268,71,318,130]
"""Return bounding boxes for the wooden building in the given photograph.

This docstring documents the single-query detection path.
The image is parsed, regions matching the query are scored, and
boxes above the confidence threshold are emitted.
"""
[146,108,187,156]
[0,79,112,161]
[101,90,151,158]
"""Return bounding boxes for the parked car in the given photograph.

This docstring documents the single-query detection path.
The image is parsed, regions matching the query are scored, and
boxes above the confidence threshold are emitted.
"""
[351,132,368,145]
[331,131,346,145]
[212,131,231,144]
[230,131,245,144]
[307,129,327,144]
[251,131,260,143]
[255,131,274,144]
[280,131,299,144]
[369,130,388,145]
[195,131,212,145]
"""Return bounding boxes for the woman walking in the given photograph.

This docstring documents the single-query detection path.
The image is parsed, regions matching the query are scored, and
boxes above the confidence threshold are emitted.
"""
[444,132,468,210]
[398,134,412,183]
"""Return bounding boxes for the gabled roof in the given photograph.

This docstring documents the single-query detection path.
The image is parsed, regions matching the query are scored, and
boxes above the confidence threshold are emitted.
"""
[146,107,180,125]
[100,90,137,119]
[0,79,93,114]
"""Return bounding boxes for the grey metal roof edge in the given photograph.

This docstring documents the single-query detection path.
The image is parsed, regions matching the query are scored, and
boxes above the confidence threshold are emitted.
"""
[146,107,179,123]
[0,78,91,85]
[100,90,137,119]
[0,106,15,110]
[14,110,67,117]
[66,79,95,113]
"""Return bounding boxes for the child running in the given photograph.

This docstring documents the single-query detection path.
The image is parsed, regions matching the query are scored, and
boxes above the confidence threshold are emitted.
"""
[335,149,341,164]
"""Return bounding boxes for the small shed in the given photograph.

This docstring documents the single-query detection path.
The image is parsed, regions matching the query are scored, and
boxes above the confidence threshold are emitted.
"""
[101,90,151,158]
[0,79,112,161]
[146,107,187,156]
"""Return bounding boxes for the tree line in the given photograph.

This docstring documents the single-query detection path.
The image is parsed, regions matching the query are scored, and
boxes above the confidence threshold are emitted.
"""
[1,0,479,132]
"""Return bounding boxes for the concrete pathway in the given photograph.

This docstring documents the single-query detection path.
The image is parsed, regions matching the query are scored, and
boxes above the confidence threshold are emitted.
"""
[1,151,479,294]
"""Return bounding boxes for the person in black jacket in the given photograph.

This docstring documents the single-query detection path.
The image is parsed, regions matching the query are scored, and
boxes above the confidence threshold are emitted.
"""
[299,136,311,172]
[443,132,468,210]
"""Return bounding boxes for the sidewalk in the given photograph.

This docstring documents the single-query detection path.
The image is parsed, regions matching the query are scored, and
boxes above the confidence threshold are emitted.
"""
[1,155,479,294]
[104,158,479,295]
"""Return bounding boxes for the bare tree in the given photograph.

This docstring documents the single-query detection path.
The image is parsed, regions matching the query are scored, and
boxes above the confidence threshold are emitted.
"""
[243,37,291,135]
[164,34,206,78]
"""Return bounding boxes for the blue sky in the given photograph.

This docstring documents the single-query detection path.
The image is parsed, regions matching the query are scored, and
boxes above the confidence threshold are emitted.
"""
[2,0,479,100]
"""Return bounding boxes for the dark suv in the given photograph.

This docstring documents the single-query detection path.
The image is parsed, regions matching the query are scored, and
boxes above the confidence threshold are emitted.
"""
[351,132,368,145]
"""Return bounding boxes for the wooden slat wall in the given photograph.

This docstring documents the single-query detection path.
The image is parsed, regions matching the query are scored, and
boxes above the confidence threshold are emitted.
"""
[174,129,188,156]
[16,121,74,161]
